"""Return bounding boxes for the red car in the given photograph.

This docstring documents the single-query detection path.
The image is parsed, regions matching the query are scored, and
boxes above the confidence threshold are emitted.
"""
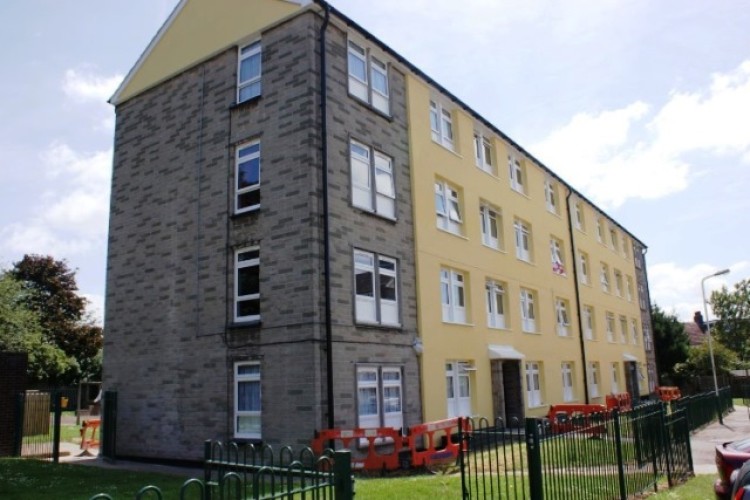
[715,438,750,499]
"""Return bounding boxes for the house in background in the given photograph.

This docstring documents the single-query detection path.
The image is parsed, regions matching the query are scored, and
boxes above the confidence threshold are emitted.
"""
[104,0,654,461]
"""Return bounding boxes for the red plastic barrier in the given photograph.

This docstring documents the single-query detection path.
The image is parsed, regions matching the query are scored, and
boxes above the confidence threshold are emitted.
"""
[655,386,681,402]
[80,419,100,452]
[547,404,607,435]
[311,426,404,470]
[407,417,467,468]
[605,392,632,411]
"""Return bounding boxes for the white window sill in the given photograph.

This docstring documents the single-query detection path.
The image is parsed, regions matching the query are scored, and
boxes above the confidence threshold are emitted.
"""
[436,227,468,240]
[442,320,475,327]
[527,403,548,410]
[431,138,461,158]
[481,243,506,254]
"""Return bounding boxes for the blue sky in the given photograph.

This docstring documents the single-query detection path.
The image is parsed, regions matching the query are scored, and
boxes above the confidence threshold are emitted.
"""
[1,0,749,324]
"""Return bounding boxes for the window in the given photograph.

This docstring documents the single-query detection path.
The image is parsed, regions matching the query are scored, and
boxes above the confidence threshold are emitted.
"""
[600,263,610,293]
[621,236,629,258]
[619,315,628,343]
[606,312,615,342]
[561,362,574,402]
[474,133,495,174]
[525,362,542,407]
[508,154,525,194]
[579,252,590,284]
[514,219,532,262]
[644,325,653,351]
[550,237,566,276]
[596,218,603,243]
[638,283,647,310]
[235,362,261,439]
[235,247,260,322]
[236,141,261,213]
[614,269,623,297]
[486,280,506,329]
[609,227,618,250]
[238,42,262,102]
[574,201,585,231]
[583,305,594,340]
[544,179,559,214]
[590,363,603,398]
[441,268,466,323]
[350,140,396,218]
[357,366,403,430]
[348,40,389,114]
[611,363,620,394]
[520,288,536,333]
[556,298,570,337]
[435,181,463,235]
[430,100,454,149]
[354,250,399,326]
[446,362,472,417]
[630,319,639,345]
[626,276,634,302]
[480,203,502,249]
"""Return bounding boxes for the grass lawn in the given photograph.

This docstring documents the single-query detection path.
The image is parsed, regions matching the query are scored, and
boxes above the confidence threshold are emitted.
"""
[650,474,716,499]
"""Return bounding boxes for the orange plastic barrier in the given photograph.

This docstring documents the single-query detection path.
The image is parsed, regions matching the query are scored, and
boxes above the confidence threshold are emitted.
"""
[311,426,404,470]
[547,404,607,435]
[605,392,632,412]
[80,419,100,452]
[655,386,681,402]
[406,417,466,468]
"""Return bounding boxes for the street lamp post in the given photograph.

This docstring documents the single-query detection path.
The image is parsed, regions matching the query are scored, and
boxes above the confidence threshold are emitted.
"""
[701,268,730,425]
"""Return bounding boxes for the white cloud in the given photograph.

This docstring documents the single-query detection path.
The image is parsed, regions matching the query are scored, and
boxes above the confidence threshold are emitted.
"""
[531,59,750,208]
[82,293,105,326]
[63,69,122,103]
[648,260,750,321]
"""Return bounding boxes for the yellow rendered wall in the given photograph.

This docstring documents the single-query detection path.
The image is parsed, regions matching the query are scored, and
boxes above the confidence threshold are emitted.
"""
[114,0,303,104]
[406,74,648,423]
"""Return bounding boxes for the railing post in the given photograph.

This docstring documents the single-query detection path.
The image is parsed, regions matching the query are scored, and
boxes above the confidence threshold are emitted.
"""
[525,418,543,500]
[100,391,117,460]
[333,450,353,500]
[458,417,467,500]
[612,409,627,499]
[52,392,62,463]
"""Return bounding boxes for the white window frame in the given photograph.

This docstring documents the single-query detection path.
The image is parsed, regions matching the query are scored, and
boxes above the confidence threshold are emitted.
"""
[441,268,467,323]
[544,179,558,214]
[600,263,610,293]
[446,362,472,418]
[606,312,615,342]
[574,201,584,231]
[350,140,396,219]
[630,318,639,345]
[235,247,260,322]
[234,361,261,439]
[435,181,463,235]
[556,299,570,337]
[596,218,603,243]
[520,288,536,333]
[479,204,501,249]
[550,238,566,276]
[611,363,620,394]
[619,315,628,343]
[638,283,647,310]
[357,366,403,430]
[609,227,618,250]
[430,100,454,149]
[474,133,495,174]
[588,362,600,398]
[486,280,506,329]
[644,325,653,351]
[583,305,594,340]
[237,41,262,103]
[579,252,590,284]
[614,270,623,297]
[354,250,399,326]
[626,276,634,302]
[509,155,525,194]
[561,362,574,402]
[514,220,532,262]
[235,140,261,214]
[525,362,542,408]
[347,40,390,114]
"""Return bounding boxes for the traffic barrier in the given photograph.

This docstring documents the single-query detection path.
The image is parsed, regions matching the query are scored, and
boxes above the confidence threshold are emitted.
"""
[80,419,100,454]
[606,392,632,411]
[547,404,608,435]
[656,386,682,402]
[406,417,466,468]
[311,426,404,471]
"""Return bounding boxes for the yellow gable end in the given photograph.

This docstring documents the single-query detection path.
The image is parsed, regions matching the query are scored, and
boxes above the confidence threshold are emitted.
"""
[112,0,307,105]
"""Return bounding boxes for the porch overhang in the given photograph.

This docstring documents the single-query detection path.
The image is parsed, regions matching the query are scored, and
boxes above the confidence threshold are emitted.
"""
[623,353,638,362]
[488,344,525,360]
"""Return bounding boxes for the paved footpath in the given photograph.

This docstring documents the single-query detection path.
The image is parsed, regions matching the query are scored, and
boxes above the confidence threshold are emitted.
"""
[691,404,750,474]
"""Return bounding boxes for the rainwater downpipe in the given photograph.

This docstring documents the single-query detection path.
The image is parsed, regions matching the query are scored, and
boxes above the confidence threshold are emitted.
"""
[319,3,334,431]
[566,190,590,404]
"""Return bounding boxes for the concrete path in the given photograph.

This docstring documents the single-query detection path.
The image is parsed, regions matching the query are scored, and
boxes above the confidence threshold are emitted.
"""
[691,404,750,474]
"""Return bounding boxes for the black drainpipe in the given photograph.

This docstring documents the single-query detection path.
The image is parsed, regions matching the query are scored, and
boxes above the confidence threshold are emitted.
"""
[318,2,334,431]
[566,191,590,404]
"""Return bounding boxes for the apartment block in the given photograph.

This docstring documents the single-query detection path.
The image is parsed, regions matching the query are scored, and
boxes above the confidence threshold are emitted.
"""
[104,0,654,461]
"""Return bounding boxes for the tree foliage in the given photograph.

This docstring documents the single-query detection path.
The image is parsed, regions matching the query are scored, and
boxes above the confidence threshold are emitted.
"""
[674,340,741,379]
[651,304,689,384]
[8,254,103,384]
[711,278,750,363]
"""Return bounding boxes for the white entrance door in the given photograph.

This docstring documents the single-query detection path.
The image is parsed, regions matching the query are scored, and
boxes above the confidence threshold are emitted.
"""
[446,362,472,417]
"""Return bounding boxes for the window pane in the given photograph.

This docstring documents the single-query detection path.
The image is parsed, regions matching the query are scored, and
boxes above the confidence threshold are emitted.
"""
[371,60,388,94]
[383,386,401,412]
[237,298,259,318]
[380,274,396,301]
[459,376,470,397]
[237,364,260,376]
[240,53,261,82]
[239,81,261,102]
[238,157,260,189]
[358,387,378,415]
[348,50,367,82]
[355,268,374,297]
[238,266,259,296]
[238,190,260,209]
[374,159,394,198]
[238,380,260,411]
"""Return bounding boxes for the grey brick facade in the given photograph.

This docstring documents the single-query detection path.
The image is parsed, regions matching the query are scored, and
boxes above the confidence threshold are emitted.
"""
[105,10,421,460]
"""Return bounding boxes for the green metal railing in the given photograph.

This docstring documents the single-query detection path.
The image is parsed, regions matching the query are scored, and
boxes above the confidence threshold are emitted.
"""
[14,391,64,462]
[673,386,733,431]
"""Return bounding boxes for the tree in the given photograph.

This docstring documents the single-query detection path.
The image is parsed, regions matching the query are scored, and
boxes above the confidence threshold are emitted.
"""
[711,279,750,364]
[674,340,740,379]
[0,273,77,383]
[9,254,103,384]
[651,304,690,384]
